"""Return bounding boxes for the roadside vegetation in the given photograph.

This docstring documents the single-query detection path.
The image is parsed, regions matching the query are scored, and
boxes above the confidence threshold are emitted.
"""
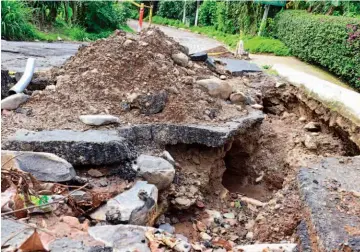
[152,0,360,89]
[1,1,133,42]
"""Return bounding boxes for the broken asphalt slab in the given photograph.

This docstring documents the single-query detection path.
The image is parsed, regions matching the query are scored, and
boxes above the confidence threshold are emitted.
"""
[214,58,261,76]
[2,130,137,166]
[118,110,264,147]
[2,111,264,166]
[298,156,360,251]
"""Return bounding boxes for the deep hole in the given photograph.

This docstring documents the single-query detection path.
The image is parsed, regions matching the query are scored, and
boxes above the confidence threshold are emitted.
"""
[222,137,275,202]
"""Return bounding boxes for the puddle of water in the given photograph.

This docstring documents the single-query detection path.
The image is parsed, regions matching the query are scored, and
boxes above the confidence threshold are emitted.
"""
[250,54,354,91]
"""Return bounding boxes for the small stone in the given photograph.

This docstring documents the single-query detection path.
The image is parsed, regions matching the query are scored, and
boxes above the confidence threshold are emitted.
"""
[304,121,321,132]
[245,220,255,230]
[220,75,227,80]
[230,92,247,104]
[251,104,263,110]
[299,116,307,122]
[229,235,239,241]
[1,93,29,110]
[351,190,360,198]
[174,197,192,210]
[135,154,175,190]
[304,134,317,150]
[171,217,179,224]
[166,86,180,94]
[223,213,235,219]
[172,52,189,67]
[160,150,175,166]
[88,169,103,178]
[99,179,108,187]
[159,223,175,234]
[45,85,56,91]
[79,115,120,126]
[276,82,286,88]
[200,232,212,241]
[123,39,133,47]
[246,231,254,240]
[196,200,205,208]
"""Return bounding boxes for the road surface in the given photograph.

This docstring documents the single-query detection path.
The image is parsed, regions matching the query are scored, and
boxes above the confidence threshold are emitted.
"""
[1,40,85,72]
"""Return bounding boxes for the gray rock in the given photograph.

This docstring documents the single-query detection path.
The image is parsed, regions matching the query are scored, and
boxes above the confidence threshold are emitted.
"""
[118,110,264,147]
[298,156,360,251]
[1,219,34,249]
[159,223,175,234]
[304,121,321,132]
[174,197,192,210]
[89,224,153,252]
[1,93,29,110]
[230,92,247,104]
[49,237,91,252]
[171,52,189,67]
[90,181,158,224]
[179,45,190,56]
[304,134,317,150]
[79,115,120,126]
[1,150,76,182]
[161,150,176,166]
[133,91,168,115]
[195,78,232,100]
[3,130,137,166]
[297,220,312,252]
[135,154,175,190]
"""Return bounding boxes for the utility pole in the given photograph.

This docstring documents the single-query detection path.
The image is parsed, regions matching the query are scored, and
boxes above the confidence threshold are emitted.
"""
[194,0,200,26]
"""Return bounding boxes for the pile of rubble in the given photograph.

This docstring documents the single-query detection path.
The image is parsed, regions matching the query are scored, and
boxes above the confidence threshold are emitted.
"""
[1,28,265,137]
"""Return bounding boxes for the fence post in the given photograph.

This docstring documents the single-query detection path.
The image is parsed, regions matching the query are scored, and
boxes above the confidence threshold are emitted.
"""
[138,3,145,32]
[258,4,270,36]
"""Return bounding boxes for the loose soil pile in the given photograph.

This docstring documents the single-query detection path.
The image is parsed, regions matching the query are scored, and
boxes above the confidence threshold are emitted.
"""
[2,28,248,137]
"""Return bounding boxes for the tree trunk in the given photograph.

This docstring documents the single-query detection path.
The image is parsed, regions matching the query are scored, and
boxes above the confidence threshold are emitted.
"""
[71,1,77,23]
[63,1,69,24]
[194,0,199,26]
[182,0,187,24]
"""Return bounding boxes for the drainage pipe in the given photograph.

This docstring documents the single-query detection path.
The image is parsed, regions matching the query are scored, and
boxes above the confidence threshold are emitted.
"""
[9,58,35,95]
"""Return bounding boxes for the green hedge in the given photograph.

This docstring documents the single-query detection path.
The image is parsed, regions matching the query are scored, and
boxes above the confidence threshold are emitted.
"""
[274,10,360,89]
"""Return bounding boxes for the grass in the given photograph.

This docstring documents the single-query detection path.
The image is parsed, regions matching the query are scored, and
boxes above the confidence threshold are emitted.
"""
[151,16,291,56]
[35,24,134,42]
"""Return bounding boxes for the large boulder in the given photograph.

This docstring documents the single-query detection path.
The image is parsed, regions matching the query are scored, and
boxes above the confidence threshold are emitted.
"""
[196,78,232,100]
[1,150,76,182]
[2,130,137,166]
[135,154,175,190]
[90,181,158,225]
[1,93,29,110]
[79,115,120,126]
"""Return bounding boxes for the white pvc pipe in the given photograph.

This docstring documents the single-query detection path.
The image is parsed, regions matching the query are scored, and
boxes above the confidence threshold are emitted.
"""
[9,58,35,95]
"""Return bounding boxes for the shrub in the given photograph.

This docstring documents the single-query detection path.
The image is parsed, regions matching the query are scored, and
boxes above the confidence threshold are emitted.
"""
[274,10,360,89]
[1,1,38,40]
[242,36,291,56]
[84,1,130,33]
[198,0,217,26]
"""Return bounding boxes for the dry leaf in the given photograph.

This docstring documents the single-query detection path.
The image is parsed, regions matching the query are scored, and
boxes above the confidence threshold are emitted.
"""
[19,230,47,252]
[13,193,27,219]
[211,238,233,250]
[196,221,207,232]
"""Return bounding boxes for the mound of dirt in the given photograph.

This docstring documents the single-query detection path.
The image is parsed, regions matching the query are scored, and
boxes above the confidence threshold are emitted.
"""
[2,28,249,136]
